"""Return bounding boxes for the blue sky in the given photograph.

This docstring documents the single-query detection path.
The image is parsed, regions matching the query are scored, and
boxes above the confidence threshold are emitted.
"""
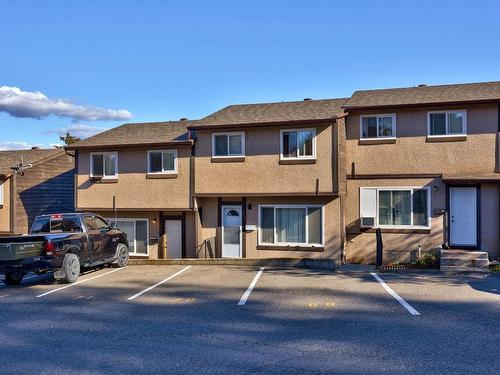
[0,0,499,149]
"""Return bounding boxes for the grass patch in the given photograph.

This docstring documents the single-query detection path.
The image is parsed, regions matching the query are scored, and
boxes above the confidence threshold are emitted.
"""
[489,264,500,272]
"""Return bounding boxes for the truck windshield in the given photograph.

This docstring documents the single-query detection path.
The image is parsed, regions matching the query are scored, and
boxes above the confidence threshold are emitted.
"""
[31,215,82,234]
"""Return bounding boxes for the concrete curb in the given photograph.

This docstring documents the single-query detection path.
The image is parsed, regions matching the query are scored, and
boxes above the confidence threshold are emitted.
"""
[128,258,336,271]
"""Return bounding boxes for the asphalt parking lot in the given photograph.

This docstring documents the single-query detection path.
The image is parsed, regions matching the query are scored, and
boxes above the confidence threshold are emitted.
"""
[0,265,498,375]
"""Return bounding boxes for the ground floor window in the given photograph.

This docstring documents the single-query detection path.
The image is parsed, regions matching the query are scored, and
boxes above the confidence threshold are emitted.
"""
[107,218,148,255]
[360,187,430,228]
[259,205,323,246]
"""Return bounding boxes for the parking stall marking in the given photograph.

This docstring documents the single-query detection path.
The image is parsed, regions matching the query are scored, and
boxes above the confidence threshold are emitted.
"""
[127,266,192,301]
[238,267,265,306]
[370,272,421,316]
[36,267,127,298]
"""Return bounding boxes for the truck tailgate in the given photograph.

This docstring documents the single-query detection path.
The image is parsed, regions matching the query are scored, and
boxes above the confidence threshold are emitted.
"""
[0,240,45,261]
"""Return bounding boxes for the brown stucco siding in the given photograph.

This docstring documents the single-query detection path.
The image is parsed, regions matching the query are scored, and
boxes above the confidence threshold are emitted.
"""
[195,196,342,263]
[194,123,336,195]
[14,153,75,234]
[345,178,446,263]
[334,117,347,195]
[480,183,500,260]
[346,104,499,176]
[0,176,12,233]
[76,146,191,210]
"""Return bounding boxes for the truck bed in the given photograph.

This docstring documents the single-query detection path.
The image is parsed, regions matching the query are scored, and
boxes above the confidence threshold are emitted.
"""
[0,236,46,261]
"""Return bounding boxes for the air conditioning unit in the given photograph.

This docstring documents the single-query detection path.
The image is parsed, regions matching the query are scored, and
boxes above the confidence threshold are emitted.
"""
[361,216,375,228]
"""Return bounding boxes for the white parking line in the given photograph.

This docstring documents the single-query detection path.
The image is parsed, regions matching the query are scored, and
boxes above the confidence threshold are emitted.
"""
[36,267,127,298]
[370,272,421,316]
[127,266,192,301]
[238,267,265,306]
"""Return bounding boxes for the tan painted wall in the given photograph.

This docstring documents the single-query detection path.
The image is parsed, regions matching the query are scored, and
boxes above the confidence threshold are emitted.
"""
[77,146,192,210]
[346,104,499,175]
[195,196,342,263]
[194,124,336,195]
[0,177,11,233]
[480,183,500,260]
[95,210,161,259]
[345,178,447,263]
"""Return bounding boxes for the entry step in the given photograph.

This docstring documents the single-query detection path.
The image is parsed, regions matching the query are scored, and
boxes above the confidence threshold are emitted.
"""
[440,249,490,271]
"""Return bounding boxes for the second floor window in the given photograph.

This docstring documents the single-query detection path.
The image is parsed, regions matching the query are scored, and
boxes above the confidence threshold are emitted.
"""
[280,128,316,159]
[360,114,396,139]
[428,110,466,136]
[148,150,177,174]
[212,132,245,157]
[0,180,3,205]
[90,152,117,179]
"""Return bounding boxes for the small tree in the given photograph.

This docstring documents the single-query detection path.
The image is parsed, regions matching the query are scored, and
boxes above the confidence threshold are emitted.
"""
[59,132,81,145]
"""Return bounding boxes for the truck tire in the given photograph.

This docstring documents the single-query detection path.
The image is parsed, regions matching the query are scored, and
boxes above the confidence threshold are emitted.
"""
[114,244,129,268]
[62,253,80,283]
[4,272,24,285]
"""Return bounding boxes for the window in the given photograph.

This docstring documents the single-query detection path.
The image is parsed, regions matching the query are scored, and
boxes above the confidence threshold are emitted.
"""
[0,180,3,205]
[428,110,466,136]
[259,205,323,246]
[148,150,177,174]
[360,114,396,139]
[90,152,118,178]
[212,132,245,157]
[360,187,430,228]
[280,129,316,159]
[83,215,110,231]
[31,215,82,234]
[107,218,148,255]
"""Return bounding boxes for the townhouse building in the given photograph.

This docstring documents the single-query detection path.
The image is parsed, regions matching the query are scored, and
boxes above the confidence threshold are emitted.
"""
[67,80,500,265]
[0,148,75,235]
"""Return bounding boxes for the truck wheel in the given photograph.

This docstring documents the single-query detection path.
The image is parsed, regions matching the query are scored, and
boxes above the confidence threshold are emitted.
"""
[62,253,80,283]
[4,272,24,285]
[114,244,129,268]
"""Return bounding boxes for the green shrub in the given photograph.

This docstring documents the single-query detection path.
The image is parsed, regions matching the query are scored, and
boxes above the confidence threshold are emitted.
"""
[412,252,438,268]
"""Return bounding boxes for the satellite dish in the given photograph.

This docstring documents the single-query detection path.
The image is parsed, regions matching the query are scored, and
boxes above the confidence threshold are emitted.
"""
[10,156,33,176]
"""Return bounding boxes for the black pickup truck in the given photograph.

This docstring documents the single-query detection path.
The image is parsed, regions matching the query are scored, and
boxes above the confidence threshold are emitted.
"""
[0,213,129,285]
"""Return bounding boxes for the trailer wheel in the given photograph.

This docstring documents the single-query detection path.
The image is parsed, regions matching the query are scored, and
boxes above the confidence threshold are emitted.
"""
[62,253,80,283]
[4,272,24,285]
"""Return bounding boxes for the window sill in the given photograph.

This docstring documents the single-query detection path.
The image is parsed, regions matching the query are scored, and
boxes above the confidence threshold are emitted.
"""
[358,137,397,145]
[279,158,316,165]
[426,135,467,142]
[211,156,245,163]
[360,227,431,234]
[257,244,324,252]
[90,177,118,184]
[146,173,178,179]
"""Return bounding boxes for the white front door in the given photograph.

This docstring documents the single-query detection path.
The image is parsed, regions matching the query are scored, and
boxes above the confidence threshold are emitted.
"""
[221,205,242,258]
[450,187,477,247]
[165,220,182,258]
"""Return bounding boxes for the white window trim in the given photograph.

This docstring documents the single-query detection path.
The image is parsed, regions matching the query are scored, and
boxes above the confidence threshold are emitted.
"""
[359,187,431,229]
[0,180,3,205]
[90,152,118,179]
[359,113,397,140]
[427,109,467,137]
[211,131,245,158]
[147,149,178,174]
[279,128,317,160]
[106,217,149,256]
[258,204,324,247]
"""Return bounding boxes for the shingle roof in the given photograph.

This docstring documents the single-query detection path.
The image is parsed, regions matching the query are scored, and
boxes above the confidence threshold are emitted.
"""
[0,149,64,176]
[189,98,348,129]
[66,120,195,150]
[344,81,500,109]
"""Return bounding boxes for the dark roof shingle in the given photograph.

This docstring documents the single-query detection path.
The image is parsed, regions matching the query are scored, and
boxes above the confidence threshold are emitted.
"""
[344,81,500,109]
[189,98,348,129]
[0,149,64,176]
[66,120,195,150]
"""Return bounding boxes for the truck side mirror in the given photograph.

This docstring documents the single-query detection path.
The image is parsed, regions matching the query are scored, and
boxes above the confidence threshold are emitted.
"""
[110,222,118,230]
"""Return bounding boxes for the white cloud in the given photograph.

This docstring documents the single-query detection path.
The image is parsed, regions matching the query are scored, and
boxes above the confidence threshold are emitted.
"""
[0,141,41,151]
[0,86,133,121]
[43,124,109,139]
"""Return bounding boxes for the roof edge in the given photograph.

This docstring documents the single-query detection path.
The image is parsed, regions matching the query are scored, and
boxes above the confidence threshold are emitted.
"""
[187,117,339,131]
[65,140,194,151]
[343,98,500,111]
